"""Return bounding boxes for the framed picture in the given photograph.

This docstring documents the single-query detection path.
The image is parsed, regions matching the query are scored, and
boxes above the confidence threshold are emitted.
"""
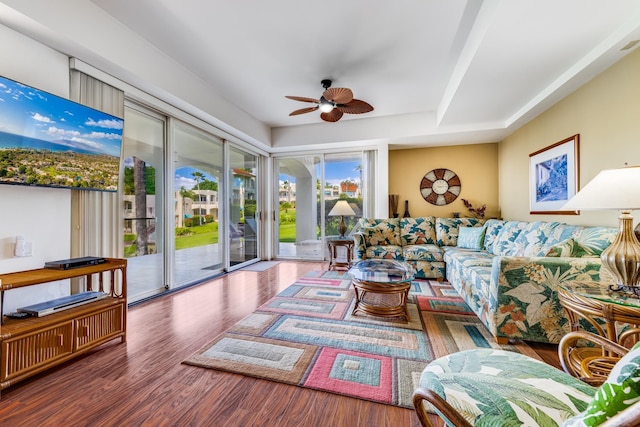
[529,134,579,215]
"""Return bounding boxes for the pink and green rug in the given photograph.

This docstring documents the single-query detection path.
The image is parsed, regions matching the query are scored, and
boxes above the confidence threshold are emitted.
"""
[183,270,540,408]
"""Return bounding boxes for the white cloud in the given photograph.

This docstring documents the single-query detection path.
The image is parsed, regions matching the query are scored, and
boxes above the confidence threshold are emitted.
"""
[85,131,122,140]
[86,118,123,130]
[32,112,55,123]
[45,126,80,138]
[175,175,196,191]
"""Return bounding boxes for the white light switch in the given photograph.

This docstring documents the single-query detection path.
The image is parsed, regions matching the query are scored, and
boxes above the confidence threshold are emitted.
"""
[15,235,33,257]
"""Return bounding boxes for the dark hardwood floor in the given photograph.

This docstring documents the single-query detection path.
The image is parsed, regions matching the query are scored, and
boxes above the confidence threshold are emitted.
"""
[0,261,560,427]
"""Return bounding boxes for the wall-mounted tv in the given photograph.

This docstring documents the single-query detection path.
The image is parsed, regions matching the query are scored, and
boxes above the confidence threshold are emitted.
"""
[0,75,124,192]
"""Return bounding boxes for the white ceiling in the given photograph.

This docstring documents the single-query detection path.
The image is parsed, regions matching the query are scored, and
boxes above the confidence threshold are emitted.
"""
[7,0,640,151]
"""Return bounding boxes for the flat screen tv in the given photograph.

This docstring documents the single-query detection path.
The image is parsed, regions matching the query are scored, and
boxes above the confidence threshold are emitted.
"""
[0,75,124,192]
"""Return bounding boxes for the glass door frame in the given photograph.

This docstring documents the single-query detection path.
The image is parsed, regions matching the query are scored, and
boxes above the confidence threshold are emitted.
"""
[122,100,169,303]
[272,149,377,261]
[273,154,325,260]
[225,141,262,272]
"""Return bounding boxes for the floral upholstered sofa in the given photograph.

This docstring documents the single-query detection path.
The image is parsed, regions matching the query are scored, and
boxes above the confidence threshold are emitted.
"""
[354,217,617,344]
[353,217,485,280]
[444,219,616,344]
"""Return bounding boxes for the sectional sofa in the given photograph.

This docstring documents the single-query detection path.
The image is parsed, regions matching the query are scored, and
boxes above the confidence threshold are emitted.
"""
[353,217,617,344]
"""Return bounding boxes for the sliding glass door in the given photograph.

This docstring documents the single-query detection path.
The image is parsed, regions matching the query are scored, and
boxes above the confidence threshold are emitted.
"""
[275,155,322,259]
[122,105,167,301]
[173,122,224,286]
[274,151,373,260]
[228,146,259,267]
[322,153,365,264]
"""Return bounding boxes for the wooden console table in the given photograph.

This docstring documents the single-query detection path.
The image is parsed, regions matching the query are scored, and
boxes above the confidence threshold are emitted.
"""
[0,258,127,390]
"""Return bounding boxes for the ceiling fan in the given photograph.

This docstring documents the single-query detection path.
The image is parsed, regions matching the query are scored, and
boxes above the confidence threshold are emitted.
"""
[286,79,374,122]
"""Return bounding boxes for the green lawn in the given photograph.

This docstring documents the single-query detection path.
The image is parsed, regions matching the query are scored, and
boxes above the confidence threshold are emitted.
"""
[279,222,296,242]
[175,222,219,250]
[126,211,298,256]
[279,207,297,242]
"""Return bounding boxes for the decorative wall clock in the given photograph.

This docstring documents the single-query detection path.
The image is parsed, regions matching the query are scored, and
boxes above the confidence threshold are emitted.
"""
[420,168,461,206]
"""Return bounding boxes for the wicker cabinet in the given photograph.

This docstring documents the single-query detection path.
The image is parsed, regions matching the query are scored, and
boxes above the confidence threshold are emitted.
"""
[0,258,127,390]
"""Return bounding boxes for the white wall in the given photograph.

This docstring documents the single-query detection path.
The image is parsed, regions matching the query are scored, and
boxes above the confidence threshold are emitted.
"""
[0,24,72,312]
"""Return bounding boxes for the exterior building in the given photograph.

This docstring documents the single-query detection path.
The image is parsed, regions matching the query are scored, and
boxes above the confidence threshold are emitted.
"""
[123,194,156,234]
[340,181,359,198]
[323,185,340,200]
[279,181,296,203]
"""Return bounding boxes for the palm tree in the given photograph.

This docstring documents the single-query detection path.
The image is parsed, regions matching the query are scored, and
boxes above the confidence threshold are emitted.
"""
[133,156,148,256]
[354,164,363,197]
[192,171,205,225]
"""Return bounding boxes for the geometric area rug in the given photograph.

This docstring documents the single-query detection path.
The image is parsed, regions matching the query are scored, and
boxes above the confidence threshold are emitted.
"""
[183,270,542,409]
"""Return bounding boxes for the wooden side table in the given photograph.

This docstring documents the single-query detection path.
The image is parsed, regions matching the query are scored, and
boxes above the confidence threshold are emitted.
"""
[327,236,354,270]
[558,282,640,344]
[558,282,640,383]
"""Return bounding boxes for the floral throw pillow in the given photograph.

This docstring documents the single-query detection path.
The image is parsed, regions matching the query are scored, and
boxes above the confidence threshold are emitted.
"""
[457,226,485,250]
[563,342,640,426]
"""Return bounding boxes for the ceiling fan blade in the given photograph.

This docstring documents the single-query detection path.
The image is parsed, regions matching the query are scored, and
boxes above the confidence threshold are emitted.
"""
[320,109,343,122]
[337,99,374,114]
[285,95,319,104]
[289,106,319,116]
[322,87,353,104]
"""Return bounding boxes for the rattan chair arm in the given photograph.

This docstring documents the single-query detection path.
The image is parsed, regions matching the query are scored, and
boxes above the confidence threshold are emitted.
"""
[559,331,629,377]
[413,386,473,427]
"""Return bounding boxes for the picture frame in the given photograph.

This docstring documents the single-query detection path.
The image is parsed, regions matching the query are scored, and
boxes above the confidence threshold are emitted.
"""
[529,134,579,215]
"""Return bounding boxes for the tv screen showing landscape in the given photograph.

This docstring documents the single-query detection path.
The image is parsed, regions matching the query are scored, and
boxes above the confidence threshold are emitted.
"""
[0,75,124,191]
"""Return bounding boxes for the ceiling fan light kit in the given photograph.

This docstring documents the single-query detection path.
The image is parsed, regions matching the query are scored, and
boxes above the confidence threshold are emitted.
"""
[319,97,334,112]
[286,79,374,122]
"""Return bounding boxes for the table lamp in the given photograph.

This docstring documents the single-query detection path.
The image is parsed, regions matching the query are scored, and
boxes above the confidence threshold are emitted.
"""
[562,166,640,296]
[328,200,356,237]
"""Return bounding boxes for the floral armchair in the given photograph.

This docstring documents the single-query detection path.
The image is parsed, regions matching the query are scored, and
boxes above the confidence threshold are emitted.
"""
[413,331,640,427]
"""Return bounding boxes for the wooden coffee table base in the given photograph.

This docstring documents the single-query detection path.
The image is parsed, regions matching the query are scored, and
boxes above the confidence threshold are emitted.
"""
[351,279,411,321]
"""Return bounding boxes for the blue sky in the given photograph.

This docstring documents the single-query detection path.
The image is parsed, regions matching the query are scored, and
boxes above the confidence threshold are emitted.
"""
[0,76,123,156]
[174,166,216,191]
[280,160,361,186]
[173,161,362,192]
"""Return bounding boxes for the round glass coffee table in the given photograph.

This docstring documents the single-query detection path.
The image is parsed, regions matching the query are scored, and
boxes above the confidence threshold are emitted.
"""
[348,259,415,321]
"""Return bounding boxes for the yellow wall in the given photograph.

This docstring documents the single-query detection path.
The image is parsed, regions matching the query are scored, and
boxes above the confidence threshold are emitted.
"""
[499,47,640,227]
[389,143,499,219]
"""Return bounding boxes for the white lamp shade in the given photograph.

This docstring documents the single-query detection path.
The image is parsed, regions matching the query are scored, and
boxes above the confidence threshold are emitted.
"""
[328,200,356,216]
[562,166,640,211]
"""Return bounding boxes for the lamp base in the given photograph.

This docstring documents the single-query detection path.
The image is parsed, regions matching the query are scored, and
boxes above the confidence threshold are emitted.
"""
[339,215,347,238]
[601,211,640,291]
[609,283,640,298]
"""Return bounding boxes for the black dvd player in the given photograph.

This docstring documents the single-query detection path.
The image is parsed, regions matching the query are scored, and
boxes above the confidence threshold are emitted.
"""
[18,291,108,316]
[44,256,106,270]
